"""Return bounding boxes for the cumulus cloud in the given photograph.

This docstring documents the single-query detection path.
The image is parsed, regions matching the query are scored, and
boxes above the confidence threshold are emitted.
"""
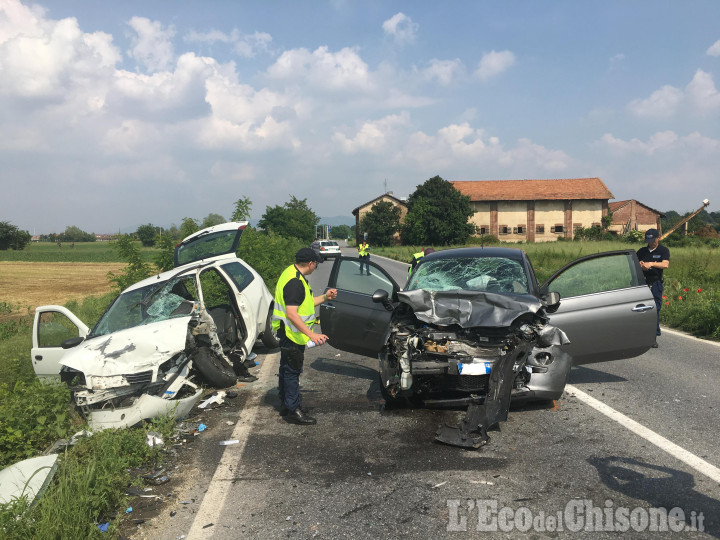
[267,46,373,92]
[127,17,176,72]
[185,28,272,58]
[401,122,569,172]
[686,69,720,111]
[382,13,418,45]
[627,85,683,117]
[707,39,720,57]
[598,131,679,155]
[627,70,720,118]
[420,58,464,86]
[475,50,515,81]
[333,112,411,153]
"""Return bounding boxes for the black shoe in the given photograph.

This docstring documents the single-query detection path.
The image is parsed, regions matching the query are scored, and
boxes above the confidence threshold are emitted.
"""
[279,405,308,416]
[286,408,316,425]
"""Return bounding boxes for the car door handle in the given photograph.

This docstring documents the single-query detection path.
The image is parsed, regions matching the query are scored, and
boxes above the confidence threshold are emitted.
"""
[632,304,654,313]
[322,303,335,309]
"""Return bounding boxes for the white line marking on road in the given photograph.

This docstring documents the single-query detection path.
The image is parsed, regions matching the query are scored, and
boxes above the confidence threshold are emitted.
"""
[566,384,720,484]
[187,351,280,539]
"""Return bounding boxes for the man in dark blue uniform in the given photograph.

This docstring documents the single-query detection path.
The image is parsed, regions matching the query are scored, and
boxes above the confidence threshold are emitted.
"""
[636,228,670,343]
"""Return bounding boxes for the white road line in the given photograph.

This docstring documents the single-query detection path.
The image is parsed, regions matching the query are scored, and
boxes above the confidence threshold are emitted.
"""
[566,384,720,484]
[187,351,280,539]
[661,326,720,347]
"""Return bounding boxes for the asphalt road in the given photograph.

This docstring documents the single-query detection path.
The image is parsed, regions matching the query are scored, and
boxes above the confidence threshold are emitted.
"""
[131,246,720,539]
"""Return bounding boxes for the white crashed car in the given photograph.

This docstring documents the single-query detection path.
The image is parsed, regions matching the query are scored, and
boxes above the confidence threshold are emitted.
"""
[30,222,277,430]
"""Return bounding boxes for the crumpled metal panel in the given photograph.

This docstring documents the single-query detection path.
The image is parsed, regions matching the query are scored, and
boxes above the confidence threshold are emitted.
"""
[61,317,189,378]
[398,289,542,327]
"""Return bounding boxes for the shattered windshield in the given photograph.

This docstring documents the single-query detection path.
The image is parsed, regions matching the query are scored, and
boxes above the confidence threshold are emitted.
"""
[406,257,529,294]
[91,276,198,337]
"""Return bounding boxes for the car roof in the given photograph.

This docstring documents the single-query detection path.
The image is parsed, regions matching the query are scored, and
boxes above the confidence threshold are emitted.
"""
[422,246,528,262]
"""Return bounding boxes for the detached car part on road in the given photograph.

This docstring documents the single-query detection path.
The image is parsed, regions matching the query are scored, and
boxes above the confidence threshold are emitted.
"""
[31,222,277,430]
[319,248,657,448]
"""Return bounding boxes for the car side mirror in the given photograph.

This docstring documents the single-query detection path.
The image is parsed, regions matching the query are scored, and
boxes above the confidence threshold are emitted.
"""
[61,336,85,349]
[542,291,561,312]
[371,289,394,311]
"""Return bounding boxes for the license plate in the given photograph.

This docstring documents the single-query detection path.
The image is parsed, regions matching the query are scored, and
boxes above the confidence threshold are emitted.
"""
[458,362,492,375]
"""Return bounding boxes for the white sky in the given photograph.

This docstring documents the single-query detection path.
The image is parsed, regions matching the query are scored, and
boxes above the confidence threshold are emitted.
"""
[1,0,719,234]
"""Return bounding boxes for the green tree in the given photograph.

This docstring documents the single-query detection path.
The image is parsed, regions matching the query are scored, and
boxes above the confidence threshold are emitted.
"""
[0,222,31,250]
[154,233,177,272]
[329,224,351,239]
[231,196,253,222]
[201,213,226,229]
[258,196,319,244]
[360,201,402,246]
[401,175,475,246]
[136,223,157,247]
[237,227,306,291]
[59,225,95,242]
[106,235,154,291]
[179,217,199,240]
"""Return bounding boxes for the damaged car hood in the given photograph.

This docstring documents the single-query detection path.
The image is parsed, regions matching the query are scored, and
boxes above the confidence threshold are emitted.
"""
[61,317,190,377]
[398,289,543,328]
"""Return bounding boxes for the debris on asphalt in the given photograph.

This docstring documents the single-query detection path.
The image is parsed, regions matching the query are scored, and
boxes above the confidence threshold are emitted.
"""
[199,391,226,409]
[146,431,164,447]
[219,439,239,445]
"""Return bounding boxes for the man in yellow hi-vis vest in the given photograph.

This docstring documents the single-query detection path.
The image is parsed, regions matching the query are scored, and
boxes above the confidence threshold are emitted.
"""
[357,239,370,275]
[273,248,338,424]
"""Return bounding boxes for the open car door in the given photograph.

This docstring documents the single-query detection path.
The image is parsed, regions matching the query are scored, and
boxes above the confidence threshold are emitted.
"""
[31,305,89,380]
[319,257,400,357]
[542,250,656,365]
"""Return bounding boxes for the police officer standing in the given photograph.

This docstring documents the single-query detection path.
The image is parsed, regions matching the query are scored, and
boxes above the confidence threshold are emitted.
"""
[409,247,435,276]
[358,239,370,275]
[273,248,338,424]
[637,228,670,343]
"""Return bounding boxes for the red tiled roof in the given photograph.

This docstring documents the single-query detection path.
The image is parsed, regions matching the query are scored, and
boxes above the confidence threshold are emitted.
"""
[609,199,663,216]
[451,178,614,201]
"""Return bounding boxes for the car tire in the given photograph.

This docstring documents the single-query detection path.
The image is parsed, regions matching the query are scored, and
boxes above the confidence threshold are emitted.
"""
[261,309,279,349]
[192,347,237,388]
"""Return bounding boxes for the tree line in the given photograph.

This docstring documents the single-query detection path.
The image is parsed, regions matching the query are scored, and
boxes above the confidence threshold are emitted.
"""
[3,175,720,251]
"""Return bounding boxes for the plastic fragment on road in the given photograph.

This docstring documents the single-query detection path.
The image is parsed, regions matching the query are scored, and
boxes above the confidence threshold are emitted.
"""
[198,423,207,432]
[219,439,239,445]
[0,454,59,506]
[146,431,164,447]
[98,522,109,533]
[126,507,133,513]
[199,391,226,409]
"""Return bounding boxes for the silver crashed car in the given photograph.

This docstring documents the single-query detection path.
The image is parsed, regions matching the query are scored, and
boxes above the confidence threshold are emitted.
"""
[319,248,656,447]
[30,222,277,430]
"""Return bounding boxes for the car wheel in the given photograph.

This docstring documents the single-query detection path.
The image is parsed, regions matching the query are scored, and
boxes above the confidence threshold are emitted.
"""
[261,309,279,349]
[192,347,237,388]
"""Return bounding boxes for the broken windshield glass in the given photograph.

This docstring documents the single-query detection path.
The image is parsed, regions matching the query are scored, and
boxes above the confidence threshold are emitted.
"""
[407,257,528,294]
[92,276,197,337]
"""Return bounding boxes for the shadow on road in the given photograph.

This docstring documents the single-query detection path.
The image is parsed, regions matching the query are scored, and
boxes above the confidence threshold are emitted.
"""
[589,456,718,537]
[569,366,628,384]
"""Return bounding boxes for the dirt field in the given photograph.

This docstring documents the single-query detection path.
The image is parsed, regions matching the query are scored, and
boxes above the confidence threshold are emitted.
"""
[0,262,125,311]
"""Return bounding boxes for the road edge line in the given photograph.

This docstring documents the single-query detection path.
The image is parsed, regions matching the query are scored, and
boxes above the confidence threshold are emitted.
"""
[566,384,720,484]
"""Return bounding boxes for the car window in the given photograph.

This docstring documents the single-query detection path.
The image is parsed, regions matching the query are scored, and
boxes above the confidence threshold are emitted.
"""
[335,259,395,296]
[221,261,255,293]
[92,276,198,336]
[407,257,528,294]
[549,253,640,298]
[37,311,82,347]
[175,228,242,267]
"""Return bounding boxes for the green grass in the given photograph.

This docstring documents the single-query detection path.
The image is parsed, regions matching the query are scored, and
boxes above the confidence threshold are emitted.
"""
[0,241,160,263]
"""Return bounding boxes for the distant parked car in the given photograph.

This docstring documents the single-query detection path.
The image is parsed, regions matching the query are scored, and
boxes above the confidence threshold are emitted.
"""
[31,222,278,430]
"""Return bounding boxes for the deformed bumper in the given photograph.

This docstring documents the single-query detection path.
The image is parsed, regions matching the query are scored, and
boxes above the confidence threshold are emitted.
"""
[87,388,203,430]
